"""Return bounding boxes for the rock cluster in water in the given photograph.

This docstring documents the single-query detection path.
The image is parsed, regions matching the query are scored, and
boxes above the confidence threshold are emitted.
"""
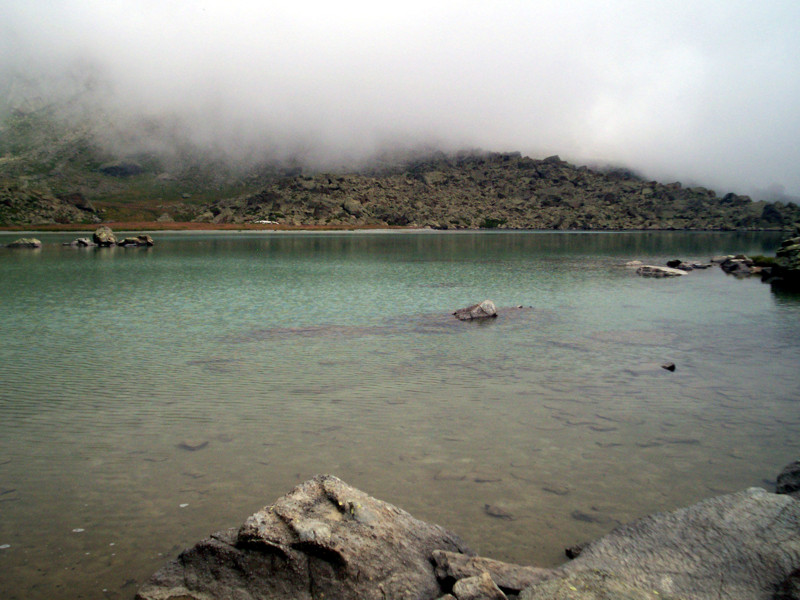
[137,463,800,600]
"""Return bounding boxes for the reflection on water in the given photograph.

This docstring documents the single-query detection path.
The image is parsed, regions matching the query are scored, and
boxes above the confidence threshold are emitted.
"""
[0,231,798,599]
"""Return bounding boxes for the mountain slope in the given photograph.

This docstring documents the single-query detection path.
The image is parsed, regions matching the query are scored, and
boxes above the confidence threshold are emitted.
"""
[199,151,800,230]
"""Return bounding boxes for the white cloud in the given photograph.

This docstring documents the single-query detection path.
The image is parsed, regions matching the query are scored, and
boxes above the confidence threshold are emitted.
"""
[2,0,800,196]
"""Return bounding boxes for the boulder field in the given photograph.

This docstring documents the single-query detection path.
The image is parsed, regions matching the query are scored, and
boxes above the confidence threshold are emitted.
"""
[137,463,800,600]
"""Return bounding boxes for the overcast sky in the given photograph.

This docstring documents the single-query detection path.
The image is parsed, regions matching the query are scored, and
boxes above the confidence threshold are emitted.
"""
[2,0,800,197]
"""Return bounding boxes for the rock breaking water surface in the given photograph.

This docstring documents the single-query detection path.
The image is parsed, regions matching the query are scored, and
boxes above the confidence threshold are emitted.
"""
[0,230,798,599]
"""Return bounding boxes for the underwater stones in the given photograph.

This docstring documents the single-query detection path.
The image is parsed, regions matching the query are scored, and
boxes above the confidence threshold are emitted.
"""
[635,265,687,278]
[454,300,498,321]
[136,474,472,600]
[483,504,515,521]
[93,226,117,246]
[177,440,209,452]
[6,237,41,248]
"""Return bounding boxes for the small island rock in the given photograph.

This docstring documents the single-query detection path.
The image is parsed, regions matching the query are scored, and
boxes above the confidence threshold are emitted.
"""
[6,237,42,248]
[454,300,498,320]
[93,226,117,246]
[635,265,687,278]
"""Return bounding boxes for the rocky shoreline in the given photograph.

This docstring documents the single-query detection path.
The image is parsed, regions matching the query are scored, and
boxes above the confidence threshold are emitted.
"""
[137,462,800,600]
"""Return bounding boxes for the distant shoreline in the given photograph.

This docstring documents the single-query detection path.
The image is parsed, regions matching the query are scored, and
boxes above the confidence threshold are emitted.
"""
[0,222,795,234]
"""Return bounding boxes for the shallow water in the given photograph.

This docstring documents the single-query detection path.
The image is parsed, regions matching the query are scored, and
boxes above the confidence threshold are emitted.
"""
[0,230,798,599]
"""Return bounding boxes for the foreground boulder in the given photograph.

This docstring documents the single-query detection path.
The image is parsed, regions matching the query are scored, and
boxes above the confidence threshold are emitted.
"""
[454,300,498,320]
[6,237,42,248]
[136,474,472,600]
[138,473,800,600]
[526,487,800,600]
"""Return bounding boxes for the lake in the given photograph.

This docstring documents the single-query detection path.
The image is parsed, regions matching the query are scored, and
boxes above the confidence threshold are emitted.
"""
[0,230,798,599]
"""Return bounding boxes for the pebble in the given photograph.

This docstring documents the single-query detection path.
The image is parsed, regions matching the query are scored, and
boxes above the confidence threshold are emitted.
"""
[178,441,209,452]
[484,504,516,520]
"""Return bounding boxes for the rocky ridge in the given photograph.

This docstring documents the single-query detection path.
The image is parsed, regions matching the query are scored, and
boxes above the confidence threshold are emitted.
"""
[197,152,800,230]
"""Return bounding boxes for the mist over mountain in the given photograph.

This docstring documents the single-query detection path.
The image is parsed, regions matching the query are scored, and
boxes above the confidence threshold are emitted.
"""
[2,0,800,200]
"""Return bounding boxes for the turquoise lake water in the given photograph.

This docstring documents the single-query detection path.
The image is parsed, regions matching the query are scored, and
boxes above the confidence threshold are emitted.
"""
[0,230,799,599]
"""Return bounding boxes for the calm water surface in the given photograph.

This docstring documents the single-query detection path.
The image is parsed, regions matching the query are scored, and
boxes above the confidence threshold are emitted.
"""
[0,231,799,599]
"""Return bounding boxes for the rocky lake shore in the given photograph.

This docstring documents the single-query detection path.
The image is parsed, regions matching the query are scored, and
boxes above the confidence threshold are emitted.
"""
[3,148,800,231]
[137,463,800,600]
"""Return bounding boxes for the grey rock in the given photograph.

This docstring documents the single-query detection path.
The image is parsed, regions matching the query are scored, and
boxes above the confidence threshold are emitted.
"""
[774,569,800,600]
[772,236,800,289]
[520,570,661,600]
[92,226,117,246]
[118,235,155,247]
[719,254,759,277]
[454,300,498,321]
[432,550,552,593]
[6,237,42,248]
[452,572,508,600]
[635,265,687,278]
[777,460,800,497]
[711,255,734,263]
[524,488,800,600]
[136,474,471,600]
[483,504,515,521]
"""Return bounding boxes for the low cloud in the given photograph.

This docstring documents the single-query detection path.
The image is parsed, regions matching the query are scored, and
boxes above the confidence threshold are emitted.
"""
[2,0,799,197]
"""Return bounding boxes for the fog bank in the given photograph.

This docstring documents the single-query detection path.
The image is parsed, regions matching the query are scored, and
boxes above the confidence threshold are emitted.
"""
[2,0,800,198]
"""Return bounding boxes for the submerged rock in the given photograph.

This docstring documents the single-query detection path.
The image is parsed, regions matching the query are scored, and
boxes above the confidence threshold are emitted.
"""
[454,300,498,320]
[6,237,42,248]
[136,474,471,600]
